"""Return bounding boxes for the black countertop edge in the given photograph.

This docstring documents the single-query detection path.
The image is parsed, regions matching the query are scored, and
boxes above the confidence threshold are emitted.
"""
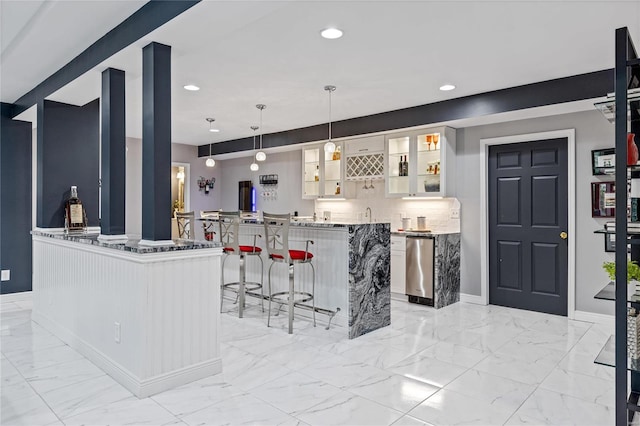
[198,218,391,228]
[391,230,460,236]
[31,230,222,254]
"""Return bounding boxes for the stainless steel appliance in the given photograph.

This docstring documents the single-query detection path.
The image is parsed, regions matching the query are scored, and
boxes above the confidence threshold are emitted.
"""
[239,181,254,212]
[405,235,434,305]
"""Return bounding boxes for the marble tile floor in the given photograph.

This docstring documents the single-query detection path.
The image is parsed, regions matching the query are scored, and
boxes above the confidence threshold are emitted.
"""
[0,296,618,426]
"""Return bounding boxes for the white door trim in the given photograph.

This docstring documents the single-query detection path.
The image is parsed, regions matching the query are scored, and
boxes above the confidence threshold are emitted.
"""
[171,162,191,213]
[479,129,576,319]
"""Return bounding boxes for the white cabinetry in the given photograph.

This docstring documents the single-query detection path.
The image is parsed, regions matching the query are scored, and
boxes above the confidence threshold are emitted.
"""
[390,234,406,295]
[344,135,385,181]
[385,126,456,198]
[302,142,344,199]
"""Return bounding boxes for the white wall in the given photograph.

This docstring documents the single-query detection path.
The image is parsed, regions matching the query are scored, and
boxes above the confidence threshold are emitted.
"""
[218,150,315,215]
[456,109,614,316]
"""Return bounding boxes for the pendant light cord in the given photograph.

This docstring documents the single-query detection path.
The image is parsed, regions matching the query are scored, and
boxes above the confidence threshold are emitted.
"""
[329,88,332,142]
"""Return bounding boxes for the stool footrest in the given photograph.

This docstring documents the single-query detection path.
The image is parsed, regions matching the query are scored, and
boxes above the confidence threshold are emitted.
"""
[223,282,262,292]
[270,290,314,304]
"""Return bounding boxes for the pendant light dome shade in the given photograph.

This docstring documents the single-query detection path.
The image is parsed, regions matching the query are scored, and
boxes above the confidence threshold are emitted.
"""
[250,162,259,171]
[206,158,215,167]
[256,151,267,161]
[324,85,337,153]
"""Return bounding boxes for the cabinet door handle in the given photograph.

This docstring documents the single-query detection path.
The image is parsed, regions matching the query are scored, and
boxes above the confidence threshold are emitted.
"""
[359,148,368,152]
[560,231,568,240]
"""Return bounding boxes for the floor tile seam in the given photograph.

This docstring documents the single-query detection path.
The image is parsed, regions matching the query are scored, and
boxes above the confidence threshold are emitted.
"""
[20,352,102,380]
[348,377,442,417]
[537,370,615,408]
[418,386,527,420]
[5,349,66,426]
[458,367,539,392]
[246,374,343,420]
[37,372,119,417]
[530,386,616,413]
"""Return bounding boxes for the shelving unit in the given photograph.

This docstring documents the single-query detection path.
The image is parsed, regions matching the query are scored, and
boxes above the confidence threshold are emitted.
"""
[592,27,640,426]
[301,143,344,199]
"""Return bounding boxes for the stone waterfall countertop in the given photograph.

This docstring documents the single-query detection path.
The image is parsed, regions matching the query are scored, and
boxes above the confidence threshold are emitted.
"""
[31,229,222,254]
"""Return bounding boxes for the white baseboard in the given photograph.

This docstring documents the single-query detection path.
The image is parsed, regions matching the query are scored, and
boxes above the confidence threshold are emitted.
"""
[459,293,487,305]
[33,311,222,398]
[573,310,615,326]
[1,291,33,303]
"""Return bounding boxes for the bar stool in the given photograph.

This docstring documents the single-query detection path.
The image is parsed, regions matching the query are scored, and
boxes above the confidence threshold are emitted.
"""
[219,211,264,317]
[262,212,315,334]
[175,211,195,240]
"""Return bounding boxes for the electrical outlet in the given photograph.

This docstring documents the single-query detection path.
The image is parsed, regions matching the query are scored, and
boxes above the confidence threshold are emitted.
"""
[450,209,460,219]
[114,322,121,344]
[1,270,10,281]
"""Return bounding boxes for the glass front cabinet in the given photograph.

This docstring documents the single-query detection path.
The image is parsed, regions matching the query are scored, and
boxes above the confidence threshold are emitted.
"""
[302,142,344,199]
[385,126,456,198]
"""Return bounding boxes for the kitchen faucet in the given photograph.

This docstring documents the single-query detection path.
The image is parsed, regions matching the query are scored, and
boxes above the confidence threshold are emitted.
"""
[365,207,372,223]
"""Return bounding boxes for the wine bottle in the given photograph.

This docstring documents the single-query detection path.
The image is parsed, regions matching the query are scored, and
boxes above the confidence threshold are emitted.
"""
[335,182,341,195]
[402,155,409,177]
[314,165,319,182]
[65,185,87,232]
[399,156,404,177]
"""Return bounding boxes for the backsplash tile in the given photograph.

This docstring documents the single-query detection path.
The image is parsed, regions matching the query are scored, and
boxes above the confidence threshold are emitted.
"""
[315,182,460,233]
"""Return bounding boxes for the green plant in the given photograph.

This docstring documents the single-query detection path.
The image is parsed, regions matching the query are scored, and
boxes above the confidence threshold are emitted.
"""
[602,260,640,283]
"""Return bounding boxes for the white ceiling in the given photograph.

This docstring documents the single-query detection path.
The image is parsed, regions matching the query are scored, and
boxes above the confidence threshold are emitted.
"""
[2,0,640,147]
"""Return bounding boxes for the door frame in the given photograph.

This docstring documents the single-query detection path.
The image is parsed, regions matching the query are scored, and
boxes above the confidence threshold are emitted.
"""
[479,129,576,319]
[171,161,191,213]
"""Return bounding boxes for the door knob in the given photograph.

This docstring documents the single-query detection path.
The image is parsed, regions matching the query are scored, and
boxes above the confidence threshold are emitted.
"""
[560,232,568,240]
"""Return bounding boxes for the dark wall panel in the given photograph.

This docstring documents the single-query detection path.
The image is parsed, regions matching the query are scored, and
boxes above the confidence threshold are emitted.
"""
[37,100,100,228]
[1,103,33,294]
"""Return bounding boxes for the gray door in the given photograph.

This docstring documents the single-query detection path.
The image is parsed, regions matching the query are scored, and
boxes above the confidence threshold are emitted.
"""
[488,138,568,316]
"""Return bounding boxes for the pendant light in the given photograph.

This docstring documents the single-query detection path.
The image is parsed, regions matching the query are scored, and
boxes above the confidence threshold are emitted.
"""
[206,117,220,132]
[250,126,259,171]
[324,85,336,153]
[255,104,267,162]
[205,118,216,167]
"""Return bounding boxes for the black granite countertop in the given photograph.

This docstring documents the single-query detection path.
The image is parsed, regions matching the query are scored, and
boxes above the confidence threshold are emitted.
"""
[198,218,390,229]
[391,230,460,236]
[31,229,222,254]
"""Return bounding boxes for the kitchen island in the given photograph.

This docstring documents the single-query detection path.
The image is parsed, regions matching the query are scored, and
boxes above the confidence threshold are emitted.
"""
[31,230,223,398]
[211,220,391,339]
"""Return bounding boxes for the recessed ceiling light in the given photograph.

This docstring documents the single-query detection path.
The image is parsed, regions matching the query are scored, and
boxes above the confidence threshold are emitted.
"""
[321,28,343,39]
[439,84,456,91]
[184,84,200,91]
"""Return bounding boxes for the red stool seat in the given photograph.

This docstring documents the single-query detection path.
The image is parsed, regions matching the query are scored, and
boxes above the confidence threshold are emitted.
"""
[223,245,262,253]
[270,250,313,261]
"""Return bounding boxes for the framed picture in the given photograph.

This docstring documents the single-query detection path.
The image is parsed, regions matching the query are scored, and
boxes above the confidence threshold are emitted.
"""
[592,148,615,175]
[605,233,615,252]
[592,181,616,217]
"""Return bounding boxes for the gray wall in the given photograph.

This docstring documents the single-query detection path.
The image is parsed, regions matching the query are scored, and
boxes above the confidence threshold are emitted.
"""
[124,139,222,238]
[456,109,614,315]
[218,150,315,215]
[1,104,33,294]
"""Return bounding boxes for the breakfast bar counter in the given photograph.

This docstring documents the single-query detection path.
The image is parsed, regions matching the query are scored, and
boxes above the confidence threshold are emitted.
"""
[31,230,224,398]
[211,220,391,338]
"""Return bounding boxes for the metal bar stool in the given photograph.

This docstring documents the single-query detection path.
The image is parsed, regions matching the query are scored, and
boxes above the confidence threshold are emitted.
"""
[219,211,264,317]
[175,211,195,240]
[263,212,315,334]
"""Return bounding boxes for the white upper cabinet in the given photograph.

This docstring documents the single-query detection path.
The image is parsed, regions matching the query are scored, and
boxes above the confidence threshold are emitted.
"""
[385,126,456,198]
[302,142,344,199]
[344,135,385,181]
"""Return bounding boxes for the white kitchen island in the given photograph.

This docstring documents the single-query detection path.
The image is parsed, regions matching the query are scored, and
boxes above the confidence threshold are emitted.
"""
[213,220,391,339]
[31,230,223,398]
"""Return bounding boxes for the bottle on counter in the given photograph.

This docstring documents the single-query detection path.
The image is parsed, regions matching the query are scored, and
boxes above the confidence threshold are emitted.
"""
[314,165,319,181]
[65,185,87,233]
[335,182,341,195]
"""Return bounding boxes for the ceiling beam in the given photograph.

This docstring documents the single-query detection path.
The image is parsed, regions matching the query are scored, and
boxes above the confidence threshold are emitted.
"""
[11,0,201,118]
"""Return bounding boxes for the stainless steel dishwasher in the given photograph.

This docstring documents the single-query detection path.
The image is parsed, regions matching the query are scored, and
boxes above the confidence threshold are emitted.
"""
[405,235,435,306]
